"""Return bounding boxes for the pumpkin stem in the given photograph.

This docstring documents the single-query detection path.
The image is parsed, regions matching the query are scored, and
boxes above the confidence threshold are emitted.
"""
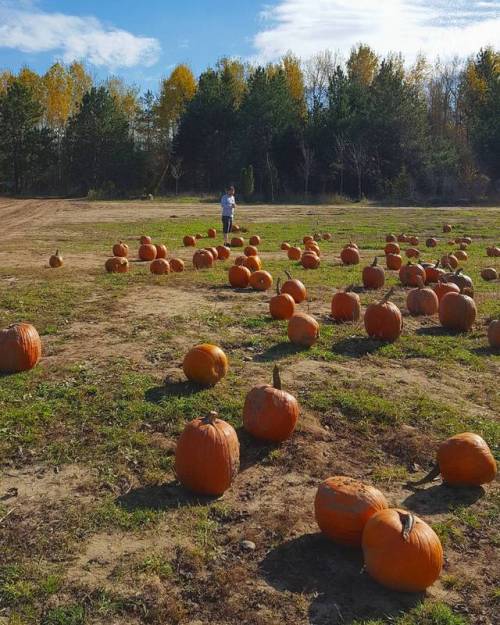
[455,267,463,275]
[408,463,441,486]
[285,270,292,281]
[399,511,415,541]
[276,277,281,296]
[272,365,282,390]
[434,259,440,268]
[204,411,218,425]
[380,287,395,304]
[372,257,378,267]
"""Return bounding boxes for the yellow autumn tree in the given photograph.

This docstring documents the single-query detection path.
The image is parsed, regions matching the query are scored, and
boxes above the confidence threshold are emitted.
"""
[105,76,140,124]
[0,70,14,94]
[43,63,73,132]
[68,62,93,115]
[282,52,307,118]
[157,64,197,134]
[216,57,247,106]
[347,44,379,86]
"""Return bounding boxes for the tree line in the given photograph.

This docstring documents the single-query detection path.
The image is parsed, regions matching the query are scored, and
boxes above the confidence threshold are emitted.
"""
[0,46,498,202]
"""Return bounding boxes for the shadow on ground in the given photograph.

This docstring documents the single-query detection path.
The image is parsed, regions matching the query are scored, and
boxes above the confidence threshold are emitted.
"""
[260,533,422,624]
[145,379,202,402]
[116,480,217,511]
[255,342,306,362]
[330,336,387,358]
[403,483,485,514]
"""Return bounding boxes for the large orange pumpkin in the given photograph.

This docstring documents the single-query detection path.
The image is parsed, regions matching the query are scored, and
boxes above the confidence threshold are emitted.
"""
[424,261,445,284]
[175,412,239,496]
[488,319,500,348]
[315,477,388,546]
[386,253,403,271]
[0,323,42,374]
[244,245,258,257]
[399,262,426,287]
[406,278,439,316]
[170,258,185,273]
[49,250,63,268]
[112,241,129,258]
[228,265,251,288]
[433,279,459,302]
[249,270,273,291]
[183,344,228,386]
[150,258,170,275]
[155,244,168,259]
[439,292,476,332]
[362,508,443,592]
[183,235,196,247]
[105,257,129,273]
[340,246,360,266]
[436,432,497,486]
[331,288,361,322]
[281,272,306,303]
[243,256,262,272]
[216,245,230,261]
[231,237,245,248]
[287,312,319,347]
[139,244,157,261]
[288,246,302,261]
[269,279,295,320]
[193,250,214,269]
[364,289,403,342]
[384,242,400,255]
[301,251,320,269]
[362,257,385,289]
[243,366,299,442]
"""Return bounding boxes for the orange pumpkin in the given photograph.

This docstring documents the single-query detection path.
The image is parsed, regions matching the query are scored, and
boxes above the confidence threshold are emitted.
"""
[139,244,157,261]
[362,257,385,289]
[315,477,388,546]
[305,241,321,254]
[386,253,403,271]
[362,509,443,592]
[281,272,306,303]
[105,257,129,273]
[480,267,497,281]
[303,235,313,245]
[231,224,241,232]
[487,320,500,348]
[207,227,217,238]
[322,232,332,241]
[269,279,295,320]
[112,241,129,258]
[244,245,258,257]
[433,279,459,302]
[195,233,202,240]
[331,288,361,322]
[193,250,214,269]
[49,249,63,268]
[386,234,397,242]
[140,235,152,245]
[405,247,420,258]
[170,258,185,273]
[175,411,239,496]
[399,262,426,287]
[426,238,438,248]
[441,253,458,269]
[205,246,219,260]
[364,289,403,342]
[437,432,497,486]
[155,244,168,259]
[243,366,299,442]
[234,255,246,266]
[439,292,476,331]
[231,237,244,247]
[249,270,273,291]
[443,224,452,233]
[183,344,228,386]
[287,312,319,347]
[409,236,419,246]
[288,246,302,261]
[0,323,42,373]
[228,265,251,288]
[301,251,320,269]
[397,233,409,243]
[384,242,400,255]
[243,255,262,272]
[281,242,291,251]
[406,277,439,316]
[454,250,468,261]
[150,258,170,275]
[183,235,196,247]
[249,235,261,246]
[340,246,360,266]
[216,245,230,261]
[486,246,500,257]
[424,261,445,284]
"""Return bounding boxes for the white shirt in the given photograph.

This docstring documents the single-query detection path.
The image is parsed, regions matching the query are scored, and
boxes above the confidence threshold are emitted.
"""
[221,194,235,217]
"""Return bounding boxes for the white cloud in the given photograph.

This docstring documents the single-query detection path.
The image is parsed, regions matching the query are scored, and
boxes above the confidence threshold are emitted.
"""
[0,1,161,68]
[253,0,500,62]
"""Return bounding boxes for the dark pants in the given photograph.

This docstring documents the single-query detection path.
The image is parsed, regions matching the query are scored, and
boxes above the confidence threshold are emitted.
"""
[222,215,233,235]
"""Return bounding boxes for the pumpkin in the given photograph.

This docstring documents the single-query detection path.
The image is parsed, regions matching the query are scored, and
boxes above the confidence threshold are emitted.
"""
[234,255,246,266]
[170,258,185,273]
[183,344,228,386]
[486,246,500,257]
[399,262,426,287]
[175,411,239,496]
[152,244,166,259]
[405,247,420,258]
[386,253,403,271]
[487,319,500,349]
[216,245,230,261]
[459,242,468,251]
[105,257,129,273]
[362,257,385,289]
[231,237,244,247]
[441,253,458,269]
[340,246,360,266]
[139,244,157,261]
[436,433,497,486]
[386,234,397,243]
[439,292,476,331]
[249,235,261,246]
[150,258,170,275]
[426,238,438,248]
[322,233,332,240]
[205,246,219,260]
[49,250,63,268]
[140,235,152,245]
[228,265,251,288]
[331,287,361,322]
[443,223,452,233]
[244,245,258,257]
[344,241,359,250]
[288,246,302,261]
[183,235,196,247]
[301,251,320,269]
[433,280,460,302]
[281,271,307,303]
[397,233,408,243]
[406,278,439,316]
[409,236,419,246]
[243,255,262,272]
[454,250,468,261]
[249,270,273,291]
[364,288,403,342]
[195,233,202,240]
[269,279,296,320]
[384,242,400,255]
[281,242,291,251]
[231,224,241,232]
[443,268,473,292]
[112,242,128,258]
[424,261,445,284]
[303,235,314,244]
[447,240,455,246]
[243,366,299,442]
[207,227,217,238]
[315,477,388,546]
[362,509,443,592]
[193,250,214,269]
[461,236,472,245]
[305,241,321,255]
[313,232,322,241]
[0,323,42,373]
[481,267,497,281]
[287,312,320,347]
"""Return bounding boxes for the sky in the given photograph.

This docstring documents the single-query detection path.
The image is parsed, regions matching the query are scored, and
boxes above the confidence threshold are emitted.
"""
[0,0,499,90]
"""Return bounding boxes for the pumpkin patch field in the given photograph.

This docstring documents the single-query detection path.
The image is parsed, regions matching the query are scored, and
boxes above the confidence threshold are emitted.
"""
[0,198,498,625]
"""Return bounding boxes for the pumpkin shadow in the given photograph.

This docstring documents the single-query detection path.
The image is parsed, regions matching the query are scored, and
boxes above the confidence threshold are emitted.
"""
[472,346,498,356]
[403,483,485,514]
[260,533,422,624]
[330,336,385,358]
[116,480,216,512]
[237,427,277,471]
[415,326,455,337]
[255,342,306,362]
[145,380,203,402]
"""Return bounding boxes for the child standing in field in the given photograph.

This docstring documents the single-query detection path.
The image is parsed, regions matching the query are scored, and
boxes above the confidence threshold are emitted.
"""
[221,185,236,246]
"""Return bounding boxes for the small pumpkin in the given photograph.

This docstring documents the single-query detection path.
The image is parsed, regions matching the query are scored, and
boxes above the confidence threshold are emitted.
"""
[155,244,168,259]
[234,255,246,266]
[183,235,196,247]
[364,288,403,342]
[195,233,202,240]
[244,245,258,257]
[170,258,185,273]
[301,251,320,269]
[397,233,409,243]
[228,265,251,288]
[441,253,458,269]
[139,244,157,261]
[287,312,320,347]
[288,246,302,261]
[303,235,314,244]
[486,246,500,257]
[315,477,388,546]
[313,232,322,241]
[487,319,500,349]
[112,241,128,258]
[331,287,361,322]
[49,249,63,268]
[193,250,214,269]
[231,237,245,247]
[231,224,241,232]
[362,257,385,289]
[454,250,468,261]
[281,241,291,251]
[281,271,306,303]
[105,257,129,273]
[249,270,273,291]
[438,432,497,486]
[443,267,473,293]
[443,223,452,233]
[386,253,403,271]
[207,227,217,238]
[0,323,42,373]
[140,235,152,245]
[243,366,299,442]
[481,267,497,281]
[216,245,230,260]
[175,411,239,496]
[269,279,296,320]
[362,509,443,592]
[399,262,426,287]
[249,235,261,246]
[322,233,332,241]
[426,238,438,248]
[433,279,460,302]
[406,278,439,316]
[405,247,420,258]
[439,292,476,331]
[150,258,170,275]
[340,246,360,266]
[183,344,228,386]
[424,260,445,284]
[384,242,400,255]
[243,255,262,272]
[386,234,397,243]
[205,246,218,260]
[305,241,321,255]
[409,236,419,246]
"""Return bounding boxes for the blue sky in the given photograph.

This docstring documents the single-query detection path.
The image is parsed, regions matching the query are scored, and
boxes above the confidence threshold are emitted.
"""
[0,0,499,91]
